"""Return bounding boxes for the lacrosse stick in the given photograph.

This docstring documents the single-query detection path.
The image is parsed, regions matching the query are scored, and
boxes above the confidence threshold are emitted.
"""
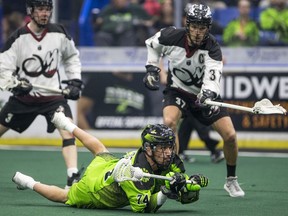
[32,84,69,95]
[112,158,194,184]
[204,98,287,115]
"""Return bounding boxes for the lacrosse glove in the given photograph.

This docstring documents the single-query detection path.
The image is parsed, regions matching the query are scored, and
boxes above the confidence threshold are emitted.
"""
[177,174,208,204]
[11,77,32,96]
[196,89,220,118]
[160,172,186,200]
[61,79,83,100]
[143,65,160,90]
[189,174,209,188]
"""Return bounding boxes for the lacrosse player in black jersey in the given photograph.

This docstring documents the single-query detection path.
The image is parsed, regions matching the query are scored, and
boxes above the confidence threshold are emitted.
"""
[143,3,245,197]
[0,0,83,189]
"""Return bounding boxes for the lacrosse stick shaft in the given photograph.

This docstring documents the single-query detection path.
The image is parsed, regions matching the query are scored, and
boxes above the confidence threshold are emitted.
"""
[204,100,253,113]
[141,172,193,184]
[32,84,67,95]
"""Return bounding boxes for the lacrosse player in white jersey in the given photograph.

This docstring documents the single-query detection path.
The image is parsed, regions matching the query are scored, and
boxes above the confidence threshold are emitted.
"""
[12,110,209,213]
[0,0,83,189]
[143,3,245,197]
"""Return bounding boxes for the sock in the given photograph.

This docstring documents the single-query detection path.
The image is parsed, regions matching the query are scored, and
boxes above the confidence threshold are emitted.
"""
[29,181,40,190]
[67,168,78,177]
[66,123,77,133]
[227,164,236,177]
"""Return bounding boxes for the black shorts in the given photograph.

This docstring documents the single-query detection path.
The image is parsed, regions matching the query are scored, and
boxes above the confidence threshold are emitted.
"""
[162,87,229,126]
[0,96,73,133]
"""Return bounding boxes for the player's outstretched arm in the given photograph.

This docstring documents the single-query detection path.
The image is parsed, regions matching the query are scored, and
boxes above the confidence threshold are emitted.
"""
[51,109,108,155]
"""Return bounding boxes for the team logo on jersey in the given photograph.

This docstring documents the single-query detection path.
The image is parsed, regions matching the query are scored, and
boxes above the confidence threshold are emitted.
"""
[172,67,204,87]
[22,49,59,78]
[186,60,191,66]
[5,113,13,123]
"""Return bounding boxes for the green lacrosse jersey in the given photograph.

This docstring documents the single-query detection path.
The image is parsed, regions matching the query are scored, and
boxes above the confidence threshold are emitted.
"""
[66,149,185,213]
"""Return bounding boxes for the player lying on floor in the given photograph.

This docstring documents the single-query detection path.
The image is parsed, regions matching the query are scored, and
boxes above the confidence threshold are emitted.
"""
[12,109,208,213]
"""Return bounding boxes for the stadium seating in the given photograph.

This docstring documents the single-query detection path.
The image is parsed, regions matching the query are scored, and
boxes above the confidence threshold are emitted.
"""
[77,2,270,46]
[78,0,110,46]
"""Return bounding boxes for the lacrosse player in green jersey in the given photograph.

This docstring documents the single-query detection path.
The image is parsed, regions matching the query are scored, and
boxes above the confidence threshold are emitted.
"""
[12,109,208,213]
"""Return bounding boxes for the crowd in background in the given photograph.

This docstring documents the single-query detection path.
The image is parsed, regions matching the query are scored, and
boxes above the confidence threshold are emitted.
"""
[1,0,288,47]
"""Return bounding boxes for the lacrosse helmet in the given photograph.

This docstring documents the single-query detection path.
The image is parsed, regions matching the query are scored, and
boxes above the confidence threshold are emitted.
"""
[185,3,212,45]
[26,0,53,28]
[141,124,175,169]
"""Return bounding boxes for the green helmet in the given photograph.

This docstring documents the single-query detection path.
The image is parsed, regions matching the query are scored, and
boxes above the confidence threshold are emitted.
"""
[141,124,175,151]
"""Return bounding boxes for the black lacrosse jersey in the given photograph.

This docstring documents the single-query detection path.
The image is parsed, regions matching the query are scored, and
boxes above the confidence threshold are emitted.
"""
[145,26,223,96]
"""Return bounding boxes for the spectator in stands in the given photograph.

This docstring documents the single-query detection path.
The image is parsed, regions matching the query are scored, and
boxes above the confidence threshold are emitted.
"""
[142,0,161,17]
[223,0,262,7]
[259,0,288,45]
[153,0,174,31]
[223,0,259,46]
[2,4,26,42]
[94,0,153,46]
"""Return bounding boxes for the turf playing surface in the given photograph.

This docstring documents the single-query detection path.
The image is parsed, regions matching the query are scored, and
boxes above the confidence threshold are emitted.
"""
[1,148,287,216]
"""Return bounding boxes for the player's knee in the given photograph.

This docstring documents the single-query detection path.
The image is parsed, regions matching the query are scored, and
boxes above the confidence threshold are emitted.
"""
[62,138,76,147]
[223,131,237,144]
[163,117,178,132]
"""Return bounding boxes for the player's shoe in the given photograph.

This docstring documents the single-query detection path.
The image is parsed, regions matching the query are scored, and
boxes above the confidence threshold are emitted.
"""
[12,172,36,190]
[179,153,196,163]
[65,167,85,190]
[224,176,245,197]
[211,150,224,163]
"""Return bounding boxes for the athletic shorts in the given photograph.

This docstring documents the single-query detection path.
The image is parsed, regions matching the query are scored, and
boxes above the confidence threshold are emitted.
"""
[66,153,128,209]
[0,96,72,133]
[162,87,229,126]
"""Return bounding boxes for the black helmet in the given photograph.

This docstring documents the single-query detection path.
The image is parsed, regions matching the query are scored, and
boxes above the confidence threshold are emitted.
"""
[141,124,175,151]
[141,124,175,170]
[26,0,53,15]
[185,4,212,28]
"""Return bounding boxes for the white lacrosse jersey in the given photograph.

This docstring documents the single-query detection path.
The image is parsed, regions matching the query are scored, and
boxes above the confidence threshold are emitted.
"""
[145,26,223,96]
[0,22,81,97]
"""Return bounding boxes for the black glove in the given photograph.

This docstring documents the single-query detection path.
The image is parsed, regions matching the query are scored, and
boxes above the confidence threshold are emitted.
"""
[190,174,209,188]
[177,190,199,204]
[143,65,160,90]
[11,78,32,96]
[61,79,83,100]
[160,172,186,200]
[196,89,220,118]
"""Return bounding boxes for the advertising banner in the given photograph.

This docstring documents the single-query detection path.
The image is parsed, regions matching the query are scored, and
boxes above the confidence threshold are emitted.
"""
[221,72,288,132]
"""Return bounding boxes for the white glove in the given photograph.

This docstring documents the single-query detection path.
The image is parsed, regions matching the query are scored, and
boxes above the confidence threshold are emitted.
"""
[51,110,77,133]
[0,76,20,91]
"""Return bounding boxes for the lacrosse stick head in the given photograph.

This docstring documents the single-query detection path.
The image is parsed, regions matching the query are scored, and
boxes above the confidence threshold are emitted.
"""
[112,158,142,183]
[252,98,287,115]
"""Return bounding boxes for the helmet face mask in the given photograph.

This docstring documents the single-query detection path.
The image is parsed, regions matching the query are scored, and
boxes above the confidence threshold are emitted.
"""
[141,124,176,169]
[185,4,212,46]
